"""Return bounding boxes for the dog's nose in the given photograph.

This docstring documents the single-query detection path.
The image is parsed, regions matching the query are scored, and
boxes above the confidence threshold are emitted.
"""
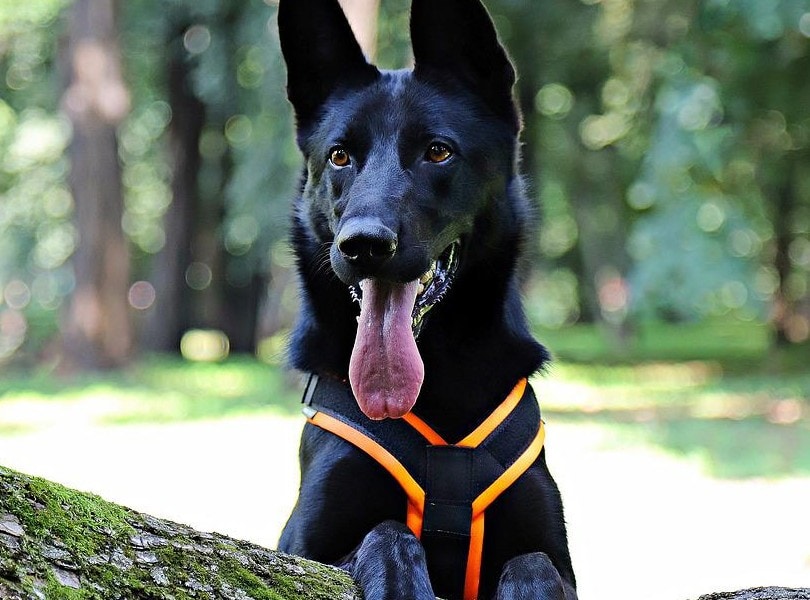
[337,218,398,269]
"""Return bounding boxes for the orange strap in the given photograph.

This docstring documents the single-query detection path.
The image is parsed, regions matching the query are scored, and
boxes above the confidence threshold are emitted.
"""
[402,412,448,445]
[459,378,527,448]
[307,411,426,535]
[464,421,545,600]
[401,378,527,448]
[307,378,544,600]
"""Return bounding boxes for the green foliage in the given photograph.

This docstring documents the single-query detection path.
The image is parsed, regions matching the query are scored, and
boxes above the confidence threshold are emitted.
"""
[2,0,810,363]
[534,322,810,478]
[1,466,134,567]
[0,0,75,362]
[119,0,300,281]
[0,355,302,427]
[536,318,773,365]
[627,73,764,319]
[2,343,808,481]
[375,0,412,68]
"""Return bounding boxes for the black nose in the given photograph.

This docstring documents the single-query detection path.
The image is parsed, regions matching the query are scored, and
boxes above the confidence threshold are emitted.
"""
[336,217,398,270]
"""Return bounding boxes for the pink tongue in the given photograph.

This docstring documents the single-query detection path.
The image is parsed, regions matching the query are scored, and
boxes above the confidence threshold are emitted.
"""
[349,279,424,420]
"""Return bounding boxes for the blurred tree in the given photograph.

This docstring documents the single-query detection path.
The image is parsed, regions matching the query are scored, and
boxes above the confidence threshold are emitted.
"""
[60,0,132,369]
[118,0,302,356]
[699,1,810,344]
[140,16,205,353]
[626,0,810,343]
[501,0,809,349]
[3,0,809,368]
[489,0,644,335]
[0,0,74,364]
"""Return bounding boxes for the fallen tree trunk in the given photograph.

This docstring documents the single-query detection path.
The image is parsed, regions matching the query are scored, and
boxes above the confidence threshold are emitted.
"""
[0,465,807,600]
[0,465,359,599]
[698,591,809,600]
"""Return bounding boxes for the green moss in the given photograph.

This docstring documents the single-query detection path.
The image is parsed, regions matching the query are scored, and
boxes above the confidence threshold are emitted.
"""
[152,543,215,598]
[2,470,134,556]
[1,468,358,600]
[43,577,91,600]
[219,558,286,600]
[1,468,148,598]
[296,560,359,599]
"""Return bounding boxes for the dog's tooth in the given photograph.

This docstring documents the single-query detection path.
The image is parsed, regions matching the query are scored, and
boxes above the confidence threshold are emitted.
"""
[418,283,425,295]
[420,271,433,284]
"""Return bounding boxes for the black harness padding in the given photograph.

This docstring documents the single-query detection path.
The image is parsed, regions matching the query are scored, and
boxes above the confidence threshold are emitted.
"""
[302,374,429,475]
[302,374,543,600]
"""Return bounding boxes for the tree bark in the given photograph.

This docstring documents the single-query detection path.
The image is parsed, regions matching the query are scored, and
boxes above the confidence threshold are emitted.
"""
[337,0,379,60]
[770,172,796,348]
[60,0,132,370]
[2,466,808,600]
[0,465,360,600]
[697,590,810,600]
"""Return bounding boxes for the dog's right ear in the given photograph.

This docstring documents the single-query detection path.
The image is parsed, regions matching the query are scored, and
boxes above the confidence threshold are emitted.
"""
[278,0,380,127]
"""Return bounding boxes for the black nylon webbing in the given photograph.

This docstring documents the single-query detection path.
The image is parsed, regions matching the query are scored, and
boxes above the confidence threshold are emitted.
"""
[303,374,429,477]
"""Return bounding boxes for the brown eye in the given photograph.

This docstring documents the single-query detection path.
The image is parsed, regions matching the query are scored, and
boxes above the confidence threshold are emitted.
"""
[426,142,453,163]
[329,146,351,168]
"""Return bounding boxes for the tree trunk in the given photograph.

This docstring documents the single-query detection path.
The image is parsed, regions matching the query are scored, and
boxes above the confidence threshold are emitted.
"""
[211,4,258,355]
[60,0,132,370]
[697,591,810,600]
[142,21,206,354]
[337,0,379,59]
[569,149,632,330]
[218,274,263,354]
[1,466,807,600]
[0,465,359,600]
[770,175,796,347]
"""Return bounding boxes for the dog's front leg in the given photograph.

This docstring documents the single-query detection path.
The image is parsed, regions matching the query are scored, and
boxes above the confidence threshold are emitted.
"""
[339,520,435,600]
[495,553,578,600]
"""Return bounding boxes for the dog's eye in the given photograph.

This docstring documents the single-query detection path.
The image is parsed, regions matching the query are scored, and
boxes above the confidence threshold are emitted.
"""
[329,146,351,168]
[425,142,453,164]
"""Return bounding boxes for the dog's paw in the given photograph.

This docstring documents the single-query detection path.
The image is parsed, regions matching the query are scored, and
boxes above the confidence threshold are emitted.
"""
[496,552,574,600]
[352,521,436,600]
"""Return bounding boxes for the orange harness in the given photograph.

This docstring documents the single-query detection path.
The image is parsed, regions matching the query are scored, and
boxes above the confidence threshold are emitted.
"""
[302,375,545,600]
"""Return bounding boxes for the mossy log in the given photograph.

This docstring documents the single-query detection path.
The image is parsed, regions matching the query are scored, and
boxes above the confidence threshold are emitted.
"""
[696,591,809,600]
[0,466,359,599]
[1,465,808,600]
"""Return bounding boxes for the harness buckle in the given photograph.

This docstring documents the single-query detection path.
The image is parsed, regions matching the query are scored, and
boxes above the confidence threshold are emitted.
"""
[302,374,319,407]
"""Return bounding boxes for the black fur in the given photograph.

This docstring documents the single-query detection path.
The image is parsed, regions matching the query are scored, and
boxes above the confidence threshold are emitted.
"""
[277,0,577,598]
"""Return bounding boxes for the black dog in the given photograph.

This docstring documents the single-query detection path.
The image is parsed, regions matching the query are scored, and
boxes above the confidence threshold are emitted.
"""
[277,1,577,598]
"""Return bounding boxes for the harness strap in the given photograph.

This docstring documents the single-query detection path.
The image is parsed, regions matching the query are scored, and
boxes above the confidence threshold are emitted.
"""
[306,409,427,534]
[302,375,545,600]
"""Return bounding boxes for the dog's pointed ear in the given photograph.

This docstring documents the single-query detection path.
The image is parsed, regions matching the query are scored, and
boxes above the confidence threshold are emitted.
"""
[410,0,519,130]
[278,0,380,126]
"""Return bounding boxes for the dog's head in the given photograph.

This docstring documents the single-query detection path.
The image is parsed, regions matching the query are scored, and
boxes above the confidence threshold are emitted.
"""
[279,0,528,419]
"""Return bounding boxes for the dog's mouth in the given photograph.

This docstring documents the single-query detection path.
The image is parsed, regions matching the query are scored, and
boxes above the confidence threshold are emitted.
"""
[350,240,460,337]
[412,241,460,336]
[347,240,460,421]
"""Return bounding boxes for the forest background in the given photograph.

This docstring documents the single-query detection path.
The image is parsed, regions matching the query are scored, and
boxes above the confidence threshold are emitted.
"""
[1,1,809,599]
[1,0,809,366]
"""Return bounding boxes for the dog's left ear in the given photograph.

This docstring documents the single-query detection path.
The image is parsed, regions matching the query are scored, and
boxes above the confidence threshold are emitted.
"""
[410,0,519,131]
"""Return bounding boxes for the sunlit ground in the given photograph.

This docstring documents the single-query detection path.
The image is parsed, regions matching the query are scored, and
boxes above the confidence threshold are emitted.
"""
[1,346,809,600]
